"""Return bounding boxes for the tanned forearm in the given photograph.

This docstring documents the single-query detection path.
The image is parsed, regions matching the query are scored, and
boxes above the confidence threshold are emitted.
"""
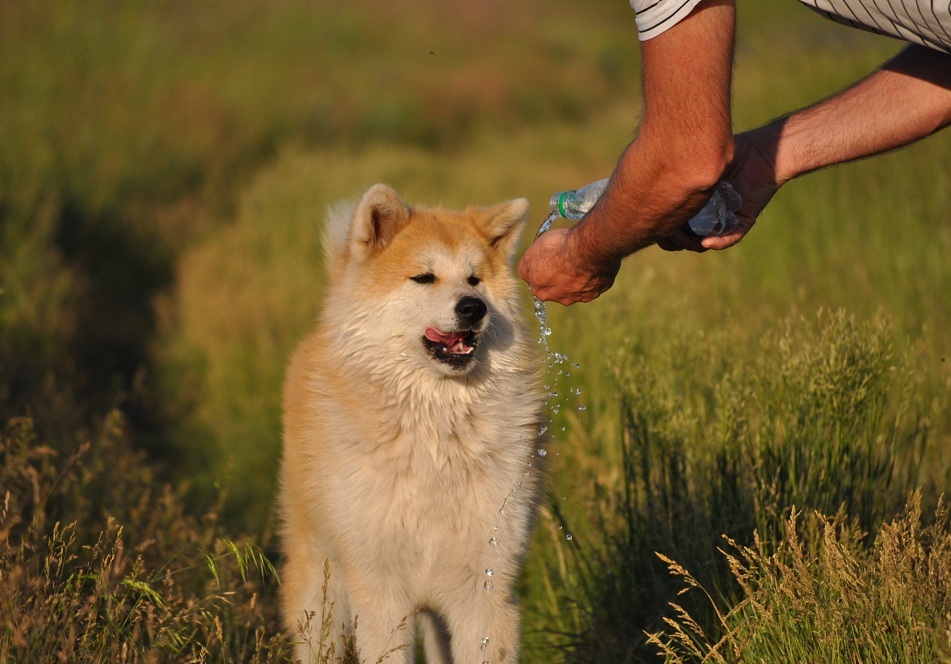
[770,45,951,184]
[517,0,736,304]
[566,0,736,266]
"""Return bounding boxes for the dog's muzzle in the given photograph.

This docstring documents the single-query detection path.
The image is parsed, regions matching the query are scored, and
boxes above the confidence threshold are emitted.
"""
[422,296,487,370]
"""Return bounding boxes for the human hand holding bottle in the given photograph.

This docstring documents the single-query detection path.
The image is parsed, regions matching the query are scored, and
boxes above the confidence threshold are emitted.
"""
[518,227,621,305]
[700,126,783,250]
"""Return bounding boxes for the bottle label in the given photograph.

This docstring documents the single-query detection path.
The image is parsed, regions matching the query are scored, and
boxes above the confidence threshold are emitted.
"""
[557,191,570,219]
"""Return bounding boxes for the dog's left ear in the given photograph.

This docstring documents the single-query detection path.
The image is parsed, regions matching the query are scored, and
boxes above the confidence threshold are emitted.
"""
[479,198,528,262]
[349,184,412,262]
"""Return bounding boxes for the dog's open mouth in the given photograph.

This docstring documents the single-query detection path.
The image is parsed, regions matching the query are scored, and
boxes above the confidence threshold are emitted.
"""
[423,327,479,369]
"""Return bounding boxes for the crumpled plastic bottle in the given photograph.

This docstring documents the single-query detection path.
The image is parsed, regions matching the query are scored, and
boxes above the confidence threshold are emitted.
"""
[549,178,742,236]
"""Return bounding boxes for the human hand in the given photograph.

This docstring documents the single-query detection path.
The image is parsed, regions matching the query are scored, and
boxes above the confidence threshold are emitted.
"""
[517,228,620,306]
[657,126,783,252]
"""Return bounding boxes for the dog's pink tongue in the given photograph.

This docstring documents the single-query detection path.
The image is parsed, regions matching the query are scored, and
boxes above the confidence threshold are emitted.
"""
[425,328,472,354]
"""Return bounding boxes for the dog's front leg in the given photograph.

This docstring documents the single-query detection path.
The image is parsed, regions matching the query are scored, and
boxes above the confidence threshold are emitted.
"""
[282,554,353,664]
[348,585,417,664]
[442,582,521,664]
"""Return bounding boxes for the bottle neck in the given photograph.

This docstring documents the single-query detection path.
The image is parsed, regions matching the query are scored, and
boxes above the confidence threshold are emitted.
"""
[550,190,575,219]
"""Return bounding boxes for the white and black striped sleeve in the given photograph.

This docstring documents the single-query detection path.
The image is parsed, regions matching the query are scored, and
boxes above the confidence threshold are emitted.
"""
[631,0,704,41]
[798,0,951,53]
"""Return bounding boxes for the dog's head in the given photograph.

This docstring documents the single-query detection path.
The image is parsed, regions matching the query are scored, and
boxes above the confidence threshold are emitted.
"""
[323,184,528,377]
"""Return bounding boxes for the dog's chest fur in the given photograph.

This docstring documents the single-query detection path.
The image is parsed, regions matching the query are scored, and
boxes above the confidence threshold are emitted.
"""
[291,333,541,575]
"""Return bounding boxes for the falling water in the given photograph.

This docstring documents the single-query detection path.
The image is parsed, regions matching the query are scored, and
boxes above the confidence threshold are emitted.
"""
[478,212,575,659]
[531,213,558,361]
[529,212,581,545]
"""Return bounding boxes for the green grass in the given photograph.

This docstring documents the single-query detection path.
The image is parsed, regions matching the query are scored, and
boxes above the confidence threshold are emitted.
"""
[0,414,288,662]
[649,493,951,663]
[526,311,944,661]
[2,0,951,661]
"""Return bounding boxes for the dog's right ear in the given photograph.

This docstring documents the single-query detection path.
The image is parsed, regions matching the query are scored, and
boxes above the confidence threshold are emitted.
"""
[349,184,411,262]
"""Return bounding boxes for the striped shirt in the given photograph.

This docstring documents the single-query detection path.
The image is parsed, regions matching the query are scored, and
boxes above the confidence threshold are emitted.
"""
[630,0,951,53]
[798,0,951,53]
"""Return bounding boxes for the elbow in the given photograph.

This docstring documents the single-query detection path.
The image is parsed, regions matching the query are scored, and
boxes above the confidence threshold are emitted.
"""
[686,134,734,194]
[632,131,734,197]
[614,130,735,207]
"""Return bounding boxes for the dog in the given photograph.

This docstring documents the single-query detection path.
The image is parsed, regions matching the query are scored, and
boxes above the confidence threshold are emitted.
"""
[279,184,547,663]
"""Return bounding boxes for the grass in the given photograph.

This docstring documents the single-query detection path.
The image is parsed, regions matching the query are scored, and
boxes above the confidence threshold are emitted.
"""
[0,413,288,662]
[2,0,951,661]
[526,310,943,661]
[649,494,951,663]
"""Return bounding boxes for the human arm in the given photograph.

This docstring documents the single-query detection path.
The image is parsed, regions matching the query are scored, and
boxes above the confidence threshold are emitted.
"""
[697,43,951,251]
[517,0,736,305]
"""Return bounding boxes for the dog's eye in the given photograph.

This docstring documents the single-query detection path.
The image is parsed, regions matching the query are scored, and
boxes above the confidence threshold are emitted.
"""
[467,275,481,287]
[410,273,436,284]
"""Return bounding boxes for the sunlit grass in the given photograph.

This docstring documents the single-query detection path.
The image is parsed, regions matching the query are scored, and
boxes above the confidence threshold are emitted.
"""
[650,495,951,663]
[0,415,288,662]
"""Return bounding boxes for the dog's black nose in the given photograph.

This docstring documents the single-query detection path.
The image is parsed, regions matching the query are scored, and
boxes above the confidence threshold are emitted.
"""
[455,296,487,326]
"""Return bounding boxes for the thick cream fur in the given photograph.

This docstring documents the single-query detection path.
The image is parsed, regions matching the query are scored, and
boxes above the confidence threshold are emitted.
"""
[279,184,546,664]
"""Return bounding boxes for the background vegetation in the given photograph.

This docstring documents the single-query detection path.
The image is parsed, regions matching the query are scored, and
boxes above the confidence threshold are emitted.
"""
[1,0,949,661]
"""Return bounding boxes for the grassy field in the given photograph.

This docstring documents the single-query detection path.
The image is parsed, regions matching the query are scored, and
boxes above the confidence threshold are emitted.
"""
[2,0,950,661]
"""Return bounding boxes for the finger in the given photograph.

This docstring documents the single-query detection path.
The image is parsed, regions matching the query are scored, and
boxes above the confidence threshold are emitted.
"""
[657,237,685,252]
[661,230,709,253]
[700,229,744,250]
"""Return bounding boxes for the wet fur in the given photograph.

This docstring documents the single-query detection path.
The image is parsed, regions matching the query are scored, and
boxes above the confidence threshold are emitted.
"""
[279,184,546,663]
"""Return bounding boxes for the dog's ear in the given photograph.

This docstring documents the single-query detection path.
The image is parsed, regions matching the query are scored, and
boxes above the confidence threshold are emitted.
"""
[478,198,529,263]
[349,184,411,262]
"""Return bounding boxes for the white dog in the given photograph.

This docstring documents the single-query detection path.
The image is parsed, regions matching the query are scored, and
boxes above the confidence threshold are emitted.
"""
[279,184,546,663]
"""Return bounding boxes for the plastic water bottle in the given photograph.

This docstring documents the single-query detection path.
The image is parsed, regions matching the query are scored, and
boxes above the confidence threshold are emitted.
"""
[549,178,742,236]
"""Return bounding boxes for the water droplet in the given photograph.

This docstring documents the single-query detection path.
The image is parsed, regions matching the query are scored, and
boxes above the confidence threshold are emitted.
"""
[488,537,498,547]
[578,405,587,411]
[536,449,547,457]
[485,568,494,577]
[566,533,573,542]
[480,636,490,649]
[538,425,548,436]
[484,580,494,591]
